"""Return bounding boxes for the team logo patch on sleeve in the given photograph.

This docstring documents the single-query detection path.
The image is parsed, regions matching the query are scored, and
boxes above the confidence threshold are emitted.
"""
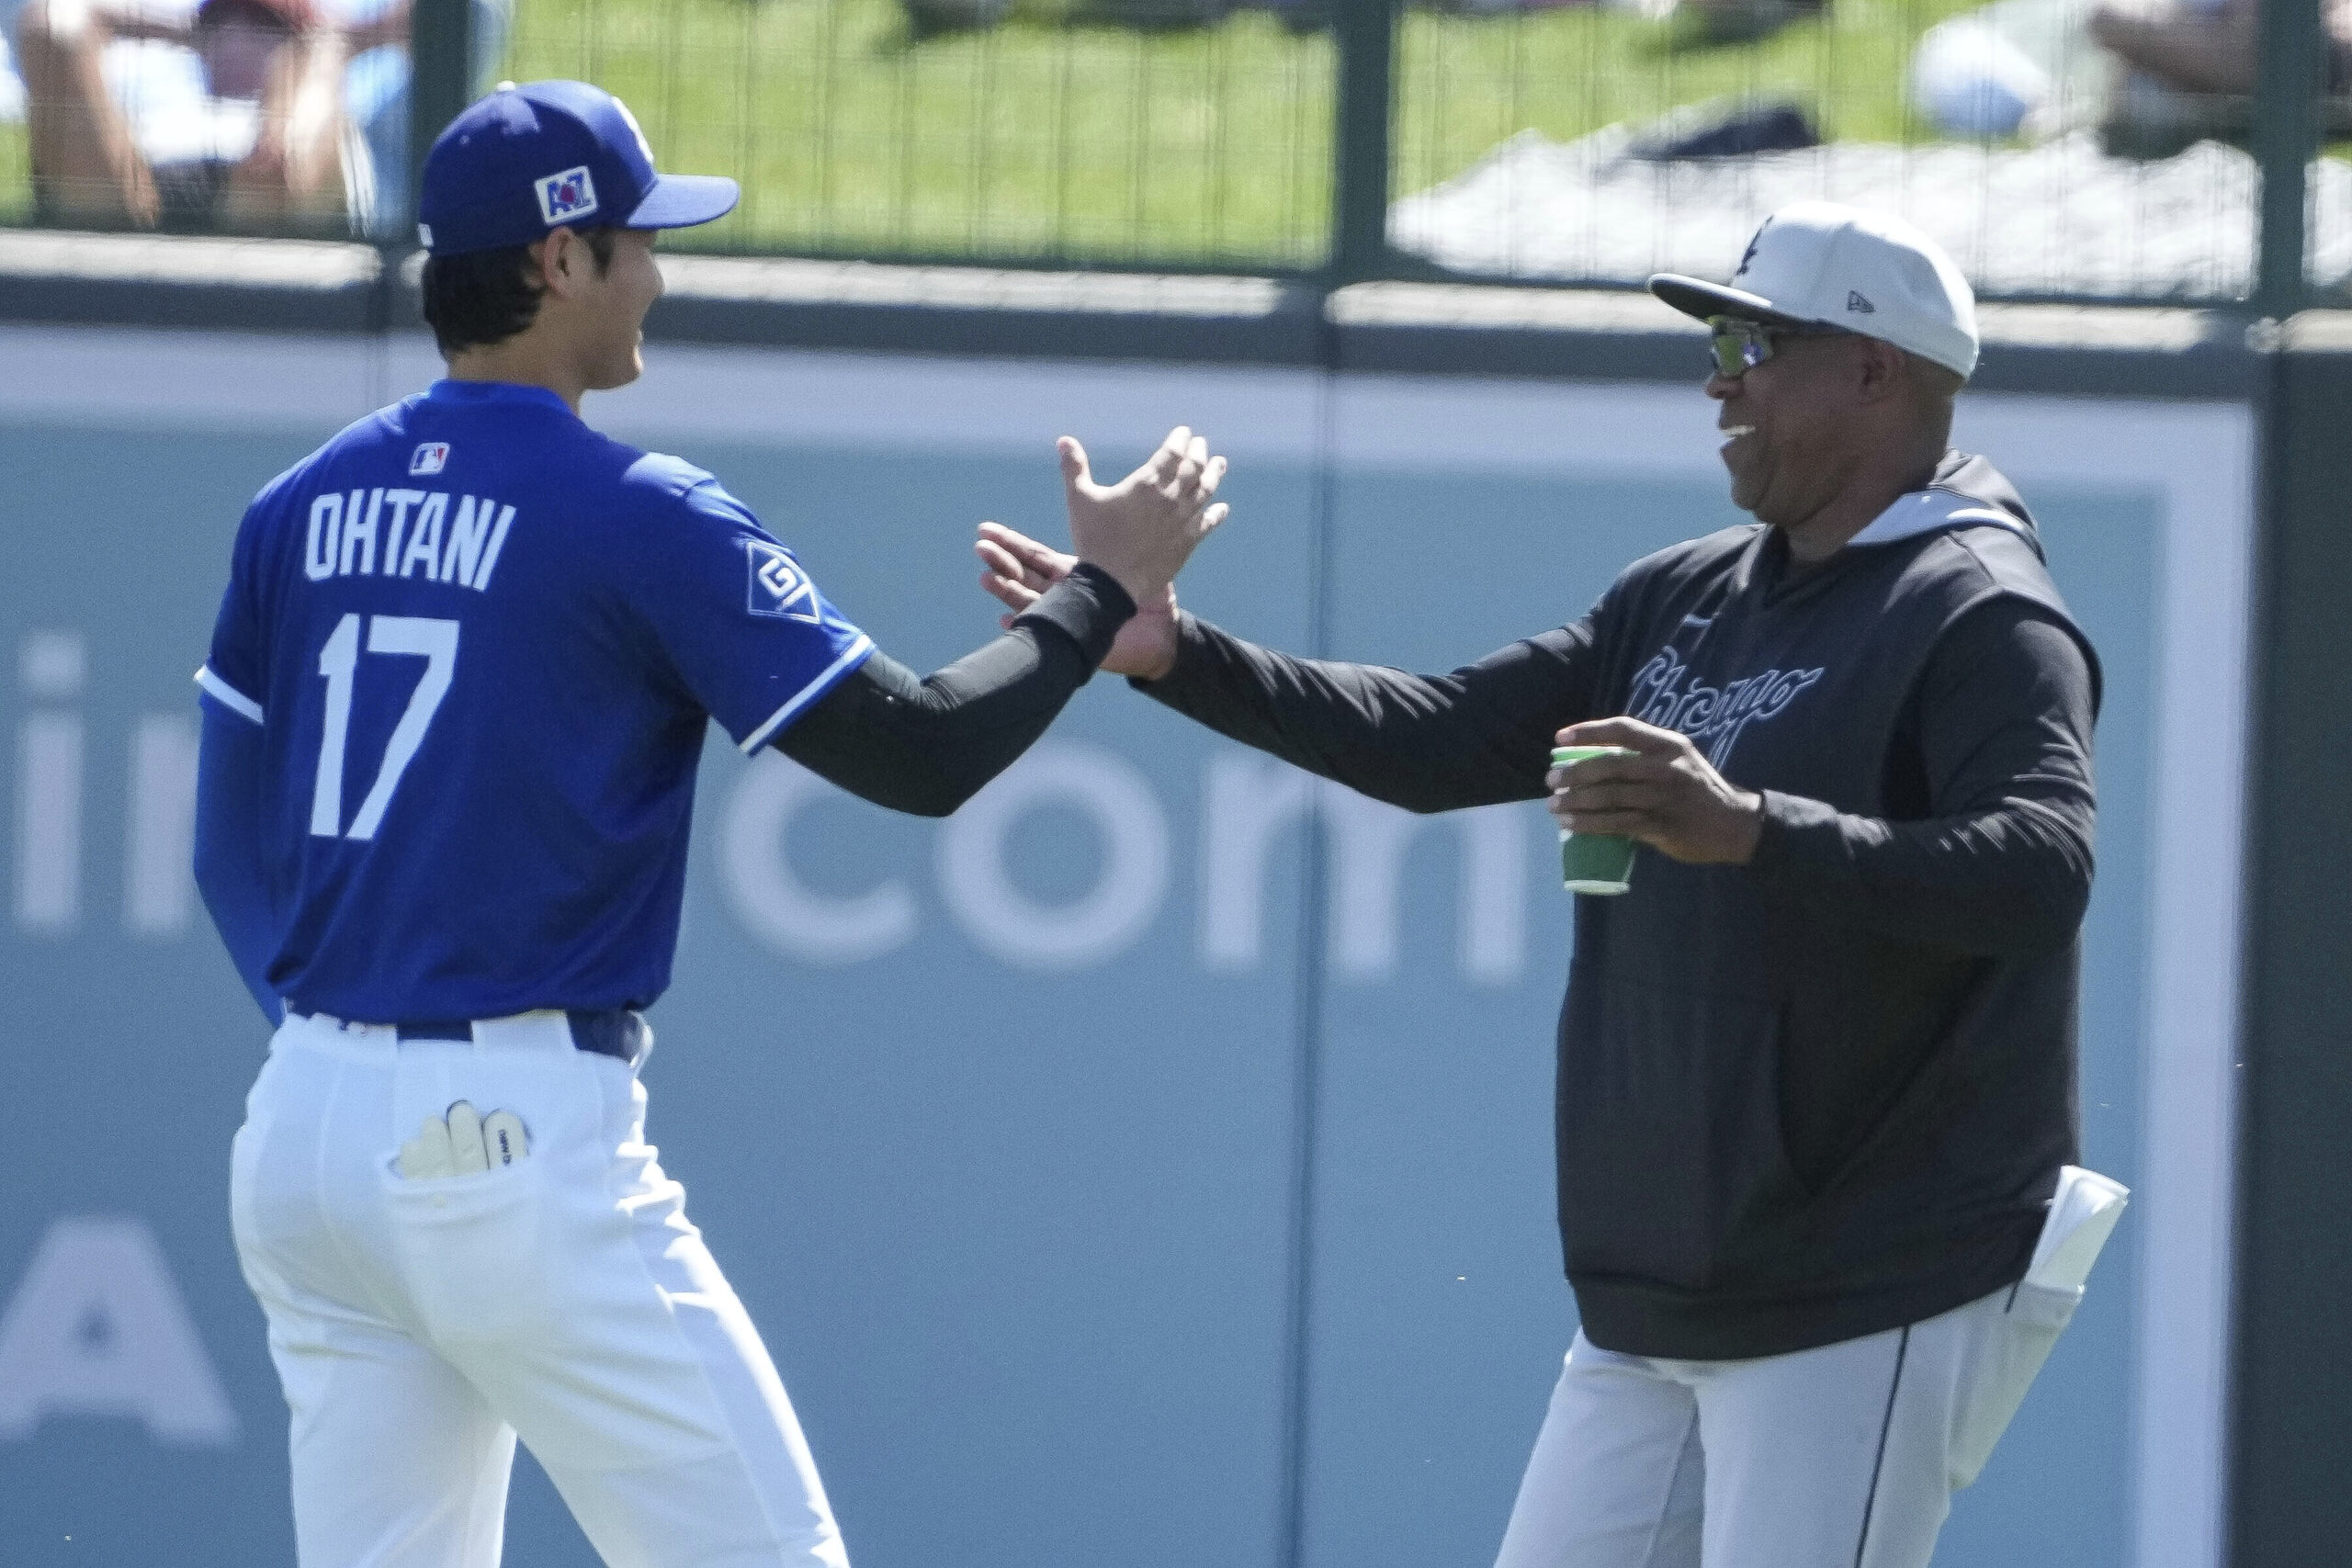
[409,442,450,476]
[744,538,821,623]
[536,166,599,226]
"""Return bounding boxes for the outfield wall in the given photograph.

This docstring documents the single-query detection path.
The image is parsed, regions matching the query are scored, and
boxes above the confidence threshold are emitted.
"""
[0,314,2254,1568]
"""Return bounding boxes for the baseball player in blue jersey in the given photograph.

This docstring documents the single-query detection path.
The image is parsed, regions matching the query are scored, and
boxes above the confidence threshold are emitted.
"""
[191,80,1227,1568]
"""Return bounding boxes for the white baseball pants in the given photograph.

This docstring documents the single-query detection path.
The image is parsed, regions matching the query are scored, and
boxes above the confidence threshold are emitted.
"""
[1493,1280,2081,1568]
[229,1010,851,1568]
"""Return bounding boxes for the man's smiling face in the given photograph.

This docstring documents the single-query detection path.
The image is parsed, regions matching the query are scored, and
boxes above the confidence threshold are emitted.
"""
[1706,325,1873,528]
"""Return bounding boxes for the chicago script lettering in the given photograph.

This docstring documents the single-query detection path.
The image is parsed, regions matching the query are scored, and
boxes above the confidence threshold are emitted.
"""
[1627,645,1825,769]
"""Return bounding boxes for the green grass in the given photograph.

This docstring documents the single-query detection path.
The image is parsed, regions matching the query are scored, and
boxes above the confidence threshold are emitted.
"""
[0,0,2170,267]
[1394,0,1985,200]
[507,0,1335,265]
[510,0,1989,267]
[0,120,26,223]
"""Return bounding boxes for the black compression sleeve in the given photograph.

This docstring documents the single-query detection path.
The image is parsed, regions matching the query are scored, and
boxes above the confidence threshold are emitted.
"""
[771,562,1134,817]
[1128,611,1602,812]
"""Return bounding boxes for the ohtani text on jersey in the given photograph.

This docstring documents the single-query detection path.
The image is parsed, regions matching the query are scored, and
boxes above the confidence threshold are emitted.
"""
[300,489,516,591]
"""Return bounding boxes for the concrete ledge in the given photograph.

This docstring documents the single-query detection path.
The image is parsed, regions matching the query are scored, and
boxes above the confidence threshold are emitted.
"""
[1329,284,2265,397]
[1327,281,1707,381]
[640,255,1327,365]
[0,231,2293,394]
[635,257,1336,368]
[0,229,390,333]
[377,248,1327,364]
[1973,303,2260,399]
[2279,310,2352,354]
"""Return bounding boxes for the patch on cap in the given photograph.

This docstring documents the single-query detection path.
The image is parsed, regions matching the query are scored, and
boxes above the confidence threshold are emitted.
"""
[535,165,599,226]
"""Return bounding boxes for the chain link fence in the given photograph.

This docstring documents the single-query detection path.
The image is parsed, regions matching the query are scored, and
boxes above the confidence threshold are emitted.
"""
[0,0,2338,303]
[506,0,1333,266]
[1386,0,2342,304]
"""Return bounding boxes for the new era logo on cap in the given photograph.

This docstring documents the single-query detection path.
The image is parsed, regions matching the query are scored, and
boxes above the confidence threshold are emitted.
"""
[410,442,450,476]
[536,165,599,226]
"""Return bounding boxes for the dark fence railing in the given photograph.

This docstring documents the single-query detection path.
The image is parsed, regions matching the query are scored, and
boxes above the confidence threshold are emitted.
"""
[0,0,2337,306]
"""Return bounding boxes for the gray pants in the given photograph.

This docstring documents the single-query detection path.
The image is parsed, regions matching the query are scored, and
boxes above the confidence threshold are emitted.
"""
[1493,1281,2080,1568]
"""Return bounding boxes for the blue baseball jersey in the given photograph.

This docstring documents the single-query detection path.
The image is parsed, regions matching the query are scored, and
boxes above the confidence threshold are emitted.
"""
[198,379,873,1021]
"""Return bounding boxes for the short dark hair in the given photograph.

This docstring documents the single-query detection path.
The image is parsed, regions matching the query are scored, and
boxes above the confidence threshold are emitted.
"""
[420,226,617,356]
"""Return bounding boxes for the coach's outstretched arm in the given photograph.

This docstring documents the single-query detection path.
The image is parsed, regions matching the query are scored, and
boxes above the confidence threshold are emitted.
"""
[975,523,1600,815]
[982,520,2094,957]
[774,427,1227,818]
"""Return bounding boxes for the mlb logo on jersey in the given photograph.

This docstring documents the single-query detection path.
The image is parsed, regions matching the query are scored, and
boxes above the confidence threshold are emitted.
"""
[410,442,450,476]
[536,166,599,226]
[744,538,820,623]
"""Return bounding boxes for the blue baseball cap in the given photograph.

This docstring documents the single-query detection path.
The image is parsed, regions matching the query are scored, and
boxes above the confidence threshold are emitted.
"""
[418,80,739,255]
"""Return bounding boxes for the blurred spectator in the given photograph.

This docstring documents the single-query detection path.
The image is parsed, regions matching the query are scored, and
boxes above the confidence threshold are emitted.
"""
[2087,0,2257,96]
[1626,96,1822,157]
[5,0,504,234]
[340,0,507,235]
[1907,0,2352,152]
[901,0,1011,35]
[2088,0,2352,152]
[899,0,1238,32]
[12,0,400,231]
[1909,0,2071,141]
[1678,0,1824,44]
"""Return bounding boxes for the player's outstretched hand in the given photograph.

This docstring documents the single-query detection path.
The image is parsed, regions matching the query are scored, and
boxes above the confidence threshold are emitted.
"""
[977,521,1182,680]
[1547,716,1764,865]
[1055,426,1229,615]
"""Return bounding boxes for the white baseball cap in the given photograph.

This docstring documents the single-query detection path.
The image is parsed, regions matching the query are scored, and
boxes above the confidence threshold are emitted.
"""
[1650,202,1980,380]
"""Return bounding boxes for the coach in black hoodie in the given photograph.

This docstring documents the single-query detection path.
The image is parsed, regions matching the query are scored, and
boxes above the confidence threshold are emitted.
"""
[978,202,2099,1568]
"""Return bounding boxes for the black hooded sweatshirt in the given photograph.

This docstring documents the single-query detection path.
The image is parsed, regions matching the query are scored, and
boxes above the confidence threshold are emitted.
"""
[1134,451,2099,1359]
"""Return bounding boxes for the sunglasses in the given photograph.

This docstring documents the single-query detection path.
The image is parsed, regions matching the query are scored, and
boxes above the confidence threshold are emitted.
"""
[1706,316,1850,378]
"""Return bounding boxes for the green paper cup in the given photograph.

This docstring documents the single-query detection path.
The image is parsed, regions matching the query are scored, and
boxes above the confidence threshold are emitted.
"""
[1551,746,1639,895]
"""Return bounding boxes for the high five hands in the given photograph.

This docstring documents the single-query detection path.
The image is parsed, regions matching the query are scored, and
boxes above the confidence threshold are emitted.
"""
[976,425,1226,681]
[1547,718,1765,865]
